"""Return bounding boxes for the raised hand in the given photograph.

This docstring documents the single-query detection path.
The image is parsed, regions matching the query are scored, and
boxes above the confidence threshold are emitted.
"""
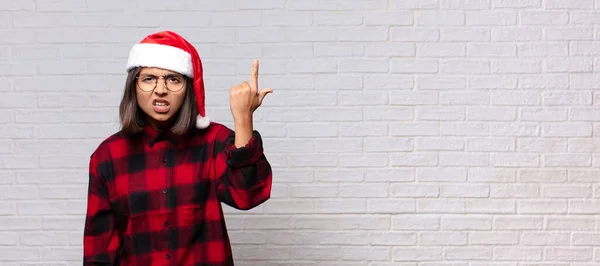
[229,59,272,122]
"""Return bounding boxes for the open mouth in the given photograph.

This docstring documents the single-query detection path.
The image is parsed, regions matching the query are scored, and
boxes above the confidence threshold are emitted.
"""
[154,99,169,106]
[152,99,170,113]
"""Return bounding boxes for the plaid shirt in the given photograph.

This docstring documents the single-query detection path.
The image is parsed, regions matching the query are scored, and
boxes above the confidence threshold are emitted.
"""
[83,122,272,265]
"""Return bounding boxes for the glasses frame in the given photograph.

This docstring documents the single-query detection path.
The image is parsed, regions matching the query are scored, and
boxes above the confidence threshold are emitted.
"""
[135,73,186,92]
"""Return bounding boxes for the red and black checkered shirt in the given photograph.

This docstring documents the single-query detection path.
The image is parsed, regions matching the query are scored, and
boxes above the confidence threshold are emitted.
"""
[83,122,272,265]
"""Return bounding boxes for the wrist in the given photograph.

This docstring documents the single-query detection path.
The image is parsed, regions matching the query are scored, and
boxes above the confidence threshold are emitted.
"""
[234,113,253,126]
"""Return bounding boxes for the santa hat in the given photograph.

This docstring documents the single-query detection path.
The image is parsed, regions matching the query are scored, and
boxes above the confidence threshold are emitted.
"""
[125,30,210,129]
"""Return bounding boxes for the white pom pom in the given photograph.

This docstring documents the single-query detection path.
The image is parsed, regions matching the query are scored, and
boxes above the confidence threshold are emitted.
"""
[196,114,210,129]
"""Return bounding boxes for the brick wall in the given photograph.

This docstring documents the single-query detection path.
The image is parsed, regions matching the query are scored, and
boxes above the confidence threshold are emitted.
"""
[1,0,599,264]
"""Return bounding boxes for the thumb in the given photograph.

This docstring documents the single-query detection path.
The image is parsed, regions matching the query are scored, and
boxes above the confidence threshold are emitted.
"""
[258,88,273,104]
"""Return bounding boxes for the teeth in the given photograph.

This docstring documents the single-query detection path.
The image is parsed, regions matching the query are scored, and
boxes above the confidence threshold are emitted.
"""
[154,102,167,106]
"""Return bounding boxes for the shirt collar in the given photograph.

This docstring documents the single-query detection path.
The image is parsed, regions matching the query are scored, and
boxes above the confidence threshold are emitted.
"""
[141,125,187,148]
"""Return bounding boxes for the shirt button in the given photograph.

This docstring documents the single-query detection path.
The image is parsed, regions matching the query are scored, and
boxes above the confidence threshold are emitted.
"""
[162,189,168,194]
[165,253,170,259]
[164,221,169,226]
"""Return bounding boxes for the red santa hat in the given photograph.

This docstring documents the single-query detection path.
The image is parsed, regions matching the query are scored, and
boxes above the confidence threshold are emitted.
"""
[125,30,210,129]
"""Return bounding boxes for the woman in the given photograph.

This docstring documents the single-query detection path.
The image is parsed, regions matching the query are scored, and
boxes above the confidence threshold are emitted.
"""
[83,31,273,265]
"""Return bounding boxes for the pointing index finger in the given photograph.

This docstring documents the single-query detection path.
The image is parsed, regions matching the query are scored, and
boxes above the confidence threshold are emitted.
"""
[251,59,259,92]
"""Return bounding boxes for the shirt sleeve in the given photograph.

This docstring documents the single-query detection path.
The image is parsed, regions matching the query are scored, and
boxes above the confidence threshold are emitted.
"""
[83,152,121,265]
[214,126,273,210]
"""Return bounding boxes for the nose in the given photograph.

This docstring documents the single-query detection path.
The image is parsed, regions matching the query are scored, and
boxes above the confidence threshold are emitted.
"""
[154,78,168,94]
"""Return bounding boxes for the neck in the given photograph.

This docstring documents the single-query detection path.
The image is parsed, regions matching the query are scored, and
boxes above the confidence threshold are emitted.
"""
[146,118,174,133]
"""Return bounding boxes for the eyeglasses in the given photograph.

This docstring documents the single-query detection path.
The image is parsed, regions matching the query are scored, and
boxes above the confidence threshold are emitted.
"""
[136,73,186,92]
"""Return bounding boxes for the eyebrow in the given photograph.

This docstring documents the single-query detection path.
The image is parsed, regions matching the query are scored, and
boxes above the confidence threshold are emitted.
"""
[139,72,181,76]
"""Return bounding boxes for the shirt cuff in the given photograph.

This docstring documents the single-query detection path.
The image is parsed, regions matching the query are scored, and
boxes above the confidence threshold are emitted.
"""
[225,130,264,168]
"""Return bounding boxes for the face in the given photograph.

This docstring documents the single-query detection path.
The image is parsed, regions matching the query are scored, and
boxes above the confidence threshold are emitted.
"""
[135,67,187,129]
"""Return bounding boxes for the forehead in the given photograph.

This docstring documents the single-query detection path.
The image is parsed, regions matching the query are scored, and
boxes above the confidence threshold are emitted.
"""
[139,67,181,75]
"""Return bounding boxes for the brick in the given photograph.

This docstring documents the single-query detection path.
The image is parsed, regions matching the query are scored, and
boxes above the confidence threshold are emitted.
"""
[393,247,443,261]
[314,108,362,122]
[391,0,438,9]
[341,123,388,137]
[444,247,492,260]
[546,27,594,41]
[417,43,466,57]
[493,247,542,260]
[262,11,312,26]
[390,28,440,42]
[468,43,517,57]
[340,184,389,198]
[314,43,364,57]
[391,59,438,73]
[439,152,489,166]
[293,215,389,230]
[315,74,363,90]
[489,122,540,137]
[517,200,568,214]
[290,185,338,198]
[364,138,412,152]
[468,76,517,89]
[417,107,465,121]
[466,199,516,213]
[521,11,569,25]
[546,0,594,9]
[441,0,491,9]
[547,216,595,231]
[363,11,413,26]
[339,153,388,167]
[470,232,518,245]
[365,168,413,182]
[493,0,541,8]
[491,91,540,105]
[418,167,467,182]
[340,91,389,106]
[337,27,388,42]
[542,123,593,137]
[337,0,388,10]
[545,247,593,261]
[493,216,543,230]
[517,138,567,153]
[467,107,516,121]
[416,137,464,151]
[391,152,438,166]
[442,184,490,198]
[314,12,363,26]
[492,27,542,42]
[442,215,491,230]
[365,43,415,57]
[466,11,517,26]
[572,233,600,246]
[490,184,539,198]
[441,28,490,41]
[521,108,568,121]
[439,92,490,106]
[339,58,389,73]
[544,91,593,105]
[415,11,465,26]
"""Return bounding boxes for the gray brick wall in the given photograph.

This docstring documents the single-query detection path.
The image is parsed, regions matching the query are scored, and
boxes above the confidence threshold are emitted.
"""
[2,0,600,264]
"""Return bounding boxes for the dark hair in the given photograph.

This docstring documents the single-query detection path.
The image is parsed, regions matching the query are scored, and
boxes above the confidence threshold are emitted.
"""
[119,67,198,136]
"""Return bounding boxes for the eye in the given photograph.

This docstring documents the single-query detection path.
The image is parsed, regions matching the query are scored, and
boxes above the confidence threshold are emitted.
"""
[140,75,156,83]
[166,75,181,83]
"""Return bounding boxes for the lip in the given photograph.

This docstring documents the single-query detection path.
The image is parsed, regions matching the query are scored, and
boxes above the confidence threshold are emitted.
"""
[153,98,170,105]
[152,98,170,114]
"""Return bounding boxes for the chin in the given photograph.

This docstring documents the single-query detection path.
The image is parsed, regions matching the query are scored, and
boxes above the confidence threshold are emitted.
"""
[149,113,173,122]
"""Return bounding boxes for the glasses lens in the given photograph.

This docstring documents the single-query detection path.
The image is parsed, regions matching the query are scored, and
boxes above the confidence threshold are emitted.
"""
[137,75,156,92]
[166,75,185,92]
